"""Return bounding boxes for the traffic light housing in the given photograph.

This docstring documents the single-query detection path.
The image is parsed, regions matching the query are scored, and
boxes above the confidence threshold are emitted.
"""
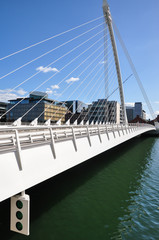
[10,193,30,235]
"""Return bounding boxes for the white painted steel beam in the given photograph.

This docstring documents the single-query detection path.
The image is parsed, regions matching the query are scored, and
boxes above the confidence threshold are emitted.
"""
[103,0,127,124]
[0,124,155,202]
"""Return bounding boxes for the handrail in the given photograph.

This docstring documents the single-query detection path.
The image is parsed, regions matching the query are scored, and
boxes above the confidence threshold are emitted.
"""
[0,123,155,153]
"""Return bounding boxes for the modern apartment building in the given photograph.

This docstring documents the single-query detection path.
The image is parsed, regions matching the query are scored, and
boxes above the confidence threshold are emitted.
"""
[6,91,67,124]
[88,99,121,124]
[126,107,134,122]
[0,102,7,122]
[134,102,143,118]
[126,102,146,122]
[63,100,88,113]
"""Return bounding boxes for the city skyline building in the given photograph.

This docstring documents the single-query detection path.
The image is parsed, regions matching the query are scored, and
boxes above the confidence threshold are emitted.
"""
[88,99,121,124]
[6,91,67,124]
[63,100,88,114]
[0,102,7,122]
[126,102,146,122]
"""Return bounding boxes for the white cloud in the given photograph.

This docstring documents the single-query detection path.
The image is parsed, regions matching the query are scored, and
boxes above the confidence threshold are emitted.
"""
[142,102,146,106]
[36,66,59,73]
[0,88,27,102]
[99,61,106,64]
[66,77,80,84]
[0,92,18,102]
[46,88,61,97]
[125,102,134,107]
[51,85,59,90]
[46,88,53,95]
[146,113,151,119]
[155,111,159,115]
[16,88,27,96]
[53,91,61,97]
[154,101,159,105]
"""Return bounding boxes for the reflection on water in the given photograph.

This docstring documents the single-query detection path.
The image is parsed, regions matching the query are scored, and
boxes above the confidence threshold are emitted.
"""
[0,137,159,240]
[116,138,159,240]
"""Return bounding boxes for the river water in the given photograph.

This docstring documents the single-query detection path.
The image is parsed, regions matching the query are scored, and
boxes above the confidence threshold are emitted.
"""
[0,136,159,240]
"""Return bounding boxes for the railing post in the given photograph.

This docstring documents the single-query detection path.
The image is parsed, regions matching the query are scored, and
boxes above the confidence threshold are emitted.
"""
[136,123,138,131]
[64,131,67,137]
[112,124,116,138]
[29,134,33,143]
[71,127,77,151]
[125,125,128,134]
[15,130,23,171]
[121,124,124,135]
[49,128,56,159]
[105,125,110,140]
[130,124,133,132]
[129,124,131,132]
[86,126,91,146]
[97,125,102,143]
[133,124,135,131]
[117,124,120,137]
[12,135,16,146]
[134,124,136,131]
[43,133,47,141]
[54,132,58,140]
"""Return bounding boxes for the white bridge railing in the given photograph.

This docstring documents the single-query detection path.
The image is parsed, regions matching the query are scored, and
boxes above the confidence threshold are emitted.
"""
[0,123,155,155]
[0,122,155,202]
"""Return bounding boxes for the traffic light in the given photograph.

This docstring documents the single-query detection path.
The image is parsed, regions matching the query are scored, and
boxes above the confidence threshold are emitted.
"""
[10,193,30,235]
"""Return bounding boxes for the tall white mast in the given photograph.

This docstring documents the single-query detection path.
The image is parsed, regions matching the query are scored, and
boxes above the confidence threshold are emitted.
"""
[103,0,127,124]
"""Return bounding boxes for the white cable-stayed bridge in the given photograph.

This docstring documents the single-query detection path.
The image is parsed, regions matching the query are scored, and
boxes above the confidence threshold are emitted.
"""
[0,0,157,235]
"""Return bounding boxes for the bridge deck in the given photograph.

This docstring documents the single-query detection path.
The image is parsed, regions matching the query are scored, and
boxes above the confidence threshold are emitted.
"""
[0,123,155,202]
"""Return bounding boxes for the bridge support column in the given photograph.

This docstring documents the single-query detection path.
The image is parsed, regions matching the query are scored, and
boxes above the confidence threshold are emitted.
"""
[103,0,128,125]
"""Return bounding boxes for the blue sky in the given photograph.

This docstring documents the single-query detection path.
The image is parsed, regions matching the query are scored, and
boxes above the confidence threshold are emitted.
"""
[0,0,159,119]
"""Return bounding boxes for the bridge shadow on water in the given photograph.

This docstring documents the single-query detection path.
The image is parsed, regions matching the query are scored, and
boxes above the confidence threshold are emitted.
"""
[0,136,156,240]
